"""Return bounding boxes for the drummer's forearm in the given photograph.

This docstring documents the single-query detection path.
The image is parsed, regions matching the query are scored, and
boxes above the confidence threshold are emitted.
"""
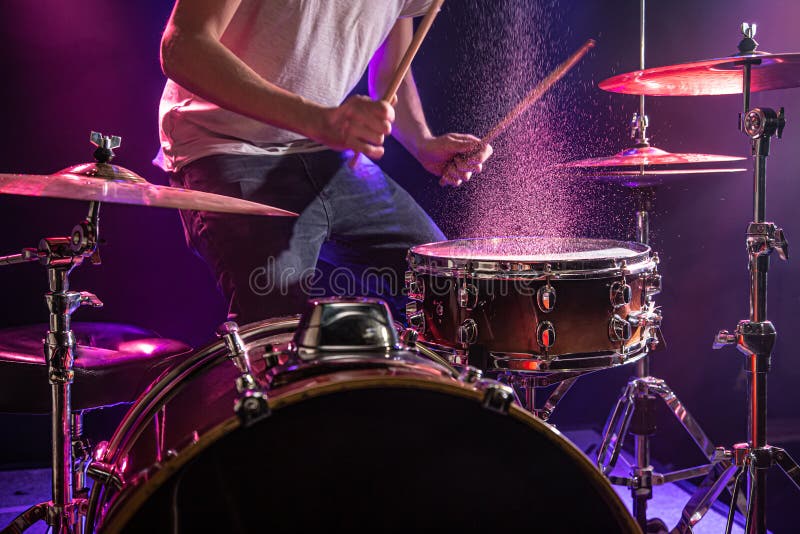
[161,4,324,140]
[389,72,435,160]
[368,19,433,161]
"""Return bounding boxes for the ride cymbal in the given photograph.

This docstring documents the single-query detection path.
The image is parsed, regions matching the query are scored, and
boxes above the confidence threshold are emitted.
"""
[599,52,800,96]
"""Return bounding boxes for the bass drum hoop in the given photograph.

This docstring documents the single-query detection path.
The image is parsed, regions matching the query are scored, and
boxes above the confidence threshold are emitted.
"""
[85,315,301,532]
[100,372,638,533]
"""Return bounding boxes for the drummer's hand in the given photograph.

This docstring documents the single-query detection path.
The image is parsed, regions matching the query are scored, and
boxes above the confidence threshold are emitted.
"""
[414,134,493,187]
[313,95,397,160]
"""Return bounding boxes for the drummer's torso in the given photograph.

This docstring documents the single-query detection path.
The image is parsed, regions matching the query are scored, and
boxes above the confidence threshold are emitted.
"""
[157,0,435,171]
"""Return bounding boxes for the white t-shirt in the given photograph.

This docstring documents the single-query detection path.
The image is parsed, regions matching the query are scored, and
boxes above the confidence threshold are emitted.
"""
[156,0,434,171]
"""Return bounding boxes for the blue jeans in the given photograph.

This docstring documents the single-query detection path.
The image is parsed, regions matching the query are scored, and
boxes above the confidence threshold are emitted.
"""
[169,150,445,324]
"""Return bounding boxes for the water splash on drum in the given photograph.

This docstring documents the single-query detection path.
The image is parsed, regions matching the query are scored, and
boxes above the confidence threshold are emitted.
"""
[434,0,634,241]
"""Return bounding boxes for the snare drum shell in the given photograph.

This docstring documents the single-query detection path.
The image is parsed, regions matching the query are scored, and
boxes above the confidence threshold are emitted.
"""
[417,274,646,356]
[406,237,658,364]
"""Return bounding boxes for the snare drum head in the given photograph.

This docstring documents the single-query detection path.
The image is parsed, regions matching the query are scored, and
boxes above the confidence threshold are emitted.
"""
[408,236,653,279]
[103,369,637,533]
[412,236,649,263]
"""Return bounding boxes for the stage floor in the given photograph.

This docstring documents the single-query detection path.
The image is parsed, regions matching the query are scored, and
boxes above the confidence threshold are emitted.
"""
[0,427,755,533]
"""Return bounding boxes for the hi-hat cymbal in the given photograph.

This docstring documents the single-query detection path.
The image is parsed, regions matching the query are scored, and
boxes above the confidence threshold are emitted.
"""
[599,52,800,96]
[575,167,747,188]
[564,146,746,168]
[0,162,298,216]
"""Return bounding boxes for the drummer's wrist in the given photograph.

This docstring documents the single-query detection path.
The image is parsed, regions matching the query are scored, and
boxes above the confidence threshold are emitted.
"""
[396,127,434,162]
[280,96,325,140]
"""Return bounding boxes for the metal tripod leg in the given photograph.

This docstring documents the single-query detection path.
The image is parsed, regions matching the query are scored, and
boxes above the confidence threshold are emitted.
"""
[773,447,800,489]
[672,461,740,534]
[597,381,636,474]
[514,376,581,421]
[598,375,726,532]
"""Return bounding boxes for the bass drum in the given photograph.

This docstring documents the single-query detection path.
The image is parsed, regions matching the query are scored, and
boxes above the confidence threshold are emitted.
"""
[86,315,638,533]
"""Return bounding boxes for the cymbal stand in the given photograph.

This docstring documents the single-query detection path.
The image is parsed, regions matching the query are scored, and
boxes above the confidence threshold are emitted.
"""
[675,25,800,534]
[0,133,119,534]
[594,3,732,531]
[597,183,729,532]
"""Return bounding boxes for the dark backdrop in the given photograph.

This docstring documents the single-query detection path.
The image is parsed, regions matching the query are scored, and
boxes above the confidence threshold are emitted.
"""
[0,0,798,530]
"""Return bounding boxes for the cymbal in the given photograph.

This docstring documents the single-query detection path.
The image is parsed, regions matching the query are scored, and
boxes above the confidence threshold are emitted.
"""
[576,167,747,188]
[0,162,298,216]
[563,146,745,168]
[599,52,800,96]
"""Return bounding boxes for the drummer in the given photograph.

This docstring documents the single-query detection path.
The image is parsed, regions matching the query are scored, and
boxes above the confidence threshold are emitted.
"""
[155,0,493,324]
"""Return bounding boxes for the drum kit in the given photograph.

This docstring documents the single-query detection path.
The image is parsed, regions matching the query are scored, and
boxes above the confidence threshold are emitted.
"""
[1,12,800,534]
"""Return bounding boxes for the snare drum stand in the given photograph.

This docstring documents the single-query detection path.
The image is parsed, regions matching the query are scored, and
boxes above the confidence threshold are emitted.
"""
[0,134,118,534]
[674,25,800,534]
[597,184,728,533]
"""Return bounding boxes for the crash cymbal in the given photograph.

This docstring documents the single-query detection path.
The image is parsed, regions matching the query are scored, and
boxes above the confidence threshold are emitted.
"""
[564,146,745,168]
[0,162,298,216]
[599,52,800,96]
[576,167,747,188]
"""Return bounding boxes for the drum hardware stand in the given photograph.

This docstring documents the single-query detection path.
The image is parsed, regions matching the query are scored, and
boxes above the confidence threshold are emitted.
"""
[673,24,800,534]
[216,322,270,426]
[0,133,122,534]
[592,3,732,531]
[507,372,583,421]
[598,174,728,532]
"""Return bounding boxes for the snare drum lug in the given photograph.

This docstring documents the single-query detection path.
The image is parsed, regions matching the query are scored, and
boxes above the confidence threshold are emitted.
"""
[645,273,662,297]
[458,281,478,309]
[475,380,514,414]
[405,271,425,300]
[610,281,633,308]
[406,302,426,334]
[457,318,478,347]
[609,314,633,343]
[536,321,556,349]
[536,284,557,313]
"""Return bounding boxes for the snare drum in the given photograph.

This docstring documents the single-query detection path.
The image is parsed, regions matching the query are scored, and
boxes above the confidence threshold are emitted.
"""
[86,307,637,533]
[406,236,662,373]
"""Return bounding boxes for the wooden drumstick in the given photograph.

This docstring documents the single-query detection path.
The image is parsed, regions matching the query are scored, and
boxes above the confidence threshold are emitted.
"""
[482,39,596,145]
[440,38,596,185]
[349,0,445,167]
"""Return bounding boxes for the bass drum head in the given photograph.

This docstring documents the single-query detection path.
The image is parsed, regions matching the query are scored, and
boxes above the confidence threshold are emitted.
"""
[104,376,637,533]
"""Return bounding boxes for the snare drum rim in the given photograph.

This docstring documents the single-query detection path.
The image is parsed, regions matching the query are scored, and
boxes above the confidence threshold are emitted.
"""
[100,372,640,534]
[408,236,654,280]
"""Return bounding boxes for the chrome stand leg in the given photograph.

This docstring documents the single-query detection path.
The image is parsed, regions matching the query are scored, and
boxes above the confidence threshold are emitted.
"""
[510,375,582,421]
[673,461,739,533]
[707,57,798,531]
[46,267,78,533]
[597,375,724,533]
